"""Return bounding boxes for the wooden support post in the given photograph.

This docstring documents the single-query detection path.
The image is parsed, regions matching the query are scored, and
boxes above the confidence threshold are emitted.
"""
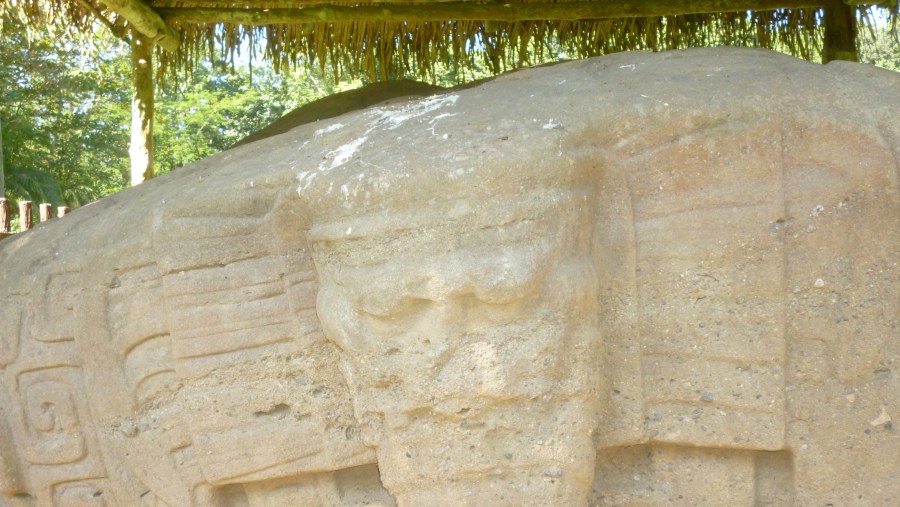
[130,34,155,186]
[39,203,52,222]
[0,198,9,236]
[0,117,5,199]
[19,201,32,232]
[58,206,70,218]
[823,0,859,63]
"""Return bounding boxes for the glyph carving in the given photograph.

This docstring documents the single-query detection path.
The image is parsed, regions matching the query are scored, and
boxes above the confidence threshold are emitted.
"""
[0,48,897,506]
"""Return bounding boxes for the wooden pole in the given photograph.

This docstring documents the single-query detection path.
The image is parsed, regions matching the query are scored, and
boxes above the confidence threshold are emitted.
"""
[823,0,859,63]
[0,117,5,199]
[39,203,52,223]
[0,198,9,235]
[159,0,829,24]
[19,201,32,232]
[130,34,155,186]
[58,206,70,218]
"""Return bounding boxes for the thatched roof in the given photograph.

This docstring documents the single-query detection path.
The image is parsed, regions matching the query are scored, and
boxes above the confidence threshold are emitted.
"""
[3,1,897,79]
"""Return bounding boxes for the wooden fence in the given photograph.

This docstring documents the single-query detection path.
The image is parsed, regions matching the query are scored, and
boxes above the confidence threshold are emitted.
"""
[0,197,69,241]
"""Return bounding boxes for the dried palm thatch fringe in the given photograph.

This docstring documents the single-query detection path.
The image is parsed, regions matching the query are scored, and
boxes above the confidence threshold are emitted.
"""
[2,1,898,81]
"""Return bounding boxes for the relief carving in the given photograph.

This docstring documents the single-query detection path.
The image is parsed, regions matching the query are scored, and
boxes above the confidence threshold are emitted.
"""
[17,374,88,465]
[0,297,23,367]
[0,48,897,505]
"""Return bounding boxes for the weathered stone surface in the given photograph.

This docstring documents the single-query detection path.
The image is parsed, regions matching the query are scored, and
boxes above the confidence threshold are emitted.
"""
[233,80,444,148]
[0,47,897,506]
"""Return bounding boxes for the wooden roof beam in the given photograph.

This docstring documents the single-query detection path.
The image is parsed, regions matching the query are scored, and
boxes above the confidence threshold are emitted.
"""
[159,0,837,25]
[102,0,179,51]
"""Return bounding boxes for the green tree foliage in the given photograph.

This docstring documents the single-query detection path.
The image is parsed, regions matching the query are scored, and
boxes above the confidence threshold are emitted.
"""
[0,17,357,216]
[859,25,900,71]
[0,21,131,208]
[154,63,356,176]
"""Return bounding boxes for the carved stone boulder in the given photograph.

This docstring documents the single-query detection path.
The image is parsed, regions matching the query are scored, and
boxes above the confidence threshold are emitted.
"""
[1,47,897,506]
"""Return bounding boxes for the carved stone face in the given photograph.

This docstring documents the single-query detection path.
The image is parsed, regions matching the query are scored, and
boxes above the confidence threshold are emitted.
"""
[310,191,602,503]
